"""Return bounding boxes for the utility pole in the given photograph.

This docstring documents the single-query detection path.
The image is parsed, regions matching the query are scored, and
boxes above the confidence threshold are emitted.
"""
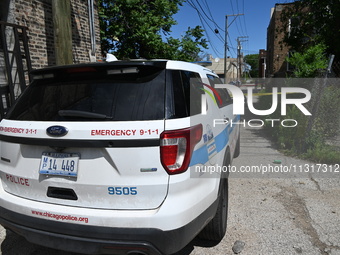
[237,36,248,81]
[52,0,73,65]
[224,13,243,82]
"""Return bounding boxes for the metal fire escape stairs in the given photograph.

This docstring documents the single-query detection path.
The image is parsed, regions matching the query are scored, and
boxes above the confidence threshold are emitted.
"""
[0,21,32,119]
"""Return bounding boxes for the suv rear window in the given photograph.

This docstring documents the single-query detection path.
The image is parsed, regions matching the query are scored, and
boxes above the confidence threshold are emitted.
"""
[171,70,204,118]
[7,66,166,121]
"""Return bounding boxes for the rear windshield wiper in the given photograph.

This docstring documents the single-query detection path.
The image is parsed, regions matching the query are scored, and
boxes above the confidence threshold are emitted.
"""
[58,110,111,120]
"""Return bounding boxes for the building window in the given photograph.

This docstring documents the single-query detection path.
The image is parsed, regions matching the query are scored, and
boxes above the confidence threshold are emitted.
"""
[288,17,300,38]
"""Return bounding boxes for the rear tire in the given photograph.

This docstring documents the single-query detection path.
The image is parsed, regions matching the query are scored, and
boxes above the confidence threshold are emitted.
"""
[233,130,240,158]
[198,179,228,241]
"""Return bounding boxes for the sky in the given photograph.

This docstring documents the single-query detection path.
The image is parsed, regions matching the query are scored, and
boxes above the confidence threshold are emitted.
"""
[169,0,294,59]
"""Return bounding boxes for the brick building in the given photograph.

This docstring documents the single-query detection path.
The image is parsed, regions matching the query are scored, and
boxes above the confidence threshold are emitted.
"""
[0,0,101,117]
[266,3,293,77]
[0,0,101,68]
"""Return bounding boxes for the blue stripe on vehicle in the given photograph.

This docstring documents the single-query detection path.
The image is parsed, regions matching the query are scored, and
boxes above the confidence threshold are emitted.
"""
[189,126,228,166]
[214,128,229,152]
[189,115,240,166]
[190,145,209,165]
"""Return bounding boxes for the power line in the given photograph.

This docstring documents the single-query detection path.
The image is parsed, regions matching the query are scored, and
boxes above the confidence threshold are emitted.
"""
[227,0,249,58]
[187,1,223,41]
[202,0,215,25]
[229,0,242,36]
[235,0,245,36]
[184,0,246,60]
[186,0,226,55]
[192,0,226,43]
[194,0,224,32]
[228,36,237,56]
[224,14,244,78]
[242,0,249,36]
[197,13,223,56]
[186,0,223,56]
[241,0,249,55]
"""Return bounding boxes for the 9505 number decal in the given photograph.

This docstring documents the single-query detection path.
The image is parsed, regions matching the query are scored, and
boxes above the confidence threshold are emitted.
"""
[108,187,137,195]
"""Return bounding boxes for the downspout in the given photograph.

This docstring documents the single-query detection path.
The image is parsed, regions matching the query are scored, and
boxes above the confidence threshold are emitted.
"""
[88,0,96,62]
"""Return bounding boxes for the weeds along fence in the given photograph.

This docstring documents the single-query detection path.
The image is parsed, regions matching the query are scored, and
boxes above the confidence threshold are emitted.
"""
[259,58,340,163]
[305,59,340,155]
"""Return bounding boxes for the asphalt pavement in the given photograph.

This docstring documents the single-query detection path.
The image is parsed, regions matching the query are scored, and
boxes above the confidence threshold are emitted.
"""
[187,124,340,255]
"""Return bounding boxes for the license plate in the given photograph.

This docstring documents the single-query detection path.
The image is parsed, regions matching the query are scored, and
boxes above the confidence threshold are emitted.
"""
[39,152,79,177]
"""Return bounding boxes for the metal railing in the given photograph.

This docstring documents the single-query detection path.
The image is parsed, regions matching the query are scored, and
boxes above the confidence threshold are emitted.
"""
[0,21,32,119]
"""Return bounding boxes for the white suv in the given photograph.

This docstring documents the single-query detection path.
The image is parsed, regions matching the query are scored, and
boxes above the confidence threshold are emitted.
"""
[0,60,240,255]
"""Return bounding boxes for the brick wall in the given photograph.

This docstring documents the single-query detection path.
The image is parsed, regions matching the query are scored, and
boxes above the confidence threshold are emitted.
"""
[266,4,291,77]
[12,0,101,68]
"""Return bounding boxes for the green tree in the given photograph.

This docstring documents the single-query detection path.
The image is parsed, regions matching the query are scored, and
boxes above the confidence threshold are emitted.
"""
[98,0,208,61]
[286,43,328,77]
[165,26,208,62]
[243,54,259,78]
[281,0,340,58]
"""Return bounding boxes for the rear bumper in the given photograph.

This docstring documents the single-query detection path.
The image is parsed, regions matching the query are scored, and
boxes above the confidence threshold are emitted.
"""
[0,199,218,255]
[0,164,221,254]
[0,208,162,255]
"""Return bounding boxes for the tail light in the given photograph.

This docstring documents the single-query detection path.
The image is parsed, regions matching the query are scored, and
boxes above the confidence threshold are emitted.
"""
[160,124,203,175]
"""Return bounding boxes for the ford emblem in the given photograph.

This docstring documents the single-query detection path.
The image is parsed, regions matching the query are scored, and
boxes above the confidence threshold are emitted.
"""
[46,126,68,137]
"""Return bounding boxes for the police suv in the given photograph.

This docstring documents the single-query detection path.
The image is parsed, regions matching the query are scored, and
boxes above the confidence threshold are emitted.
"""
[0,60,240,255]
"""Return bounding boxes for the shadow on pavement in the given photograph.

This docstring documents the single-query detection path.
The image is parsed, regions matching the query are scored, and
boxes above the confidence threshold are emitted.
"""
[1,229,220,255]
[174,237,220,255]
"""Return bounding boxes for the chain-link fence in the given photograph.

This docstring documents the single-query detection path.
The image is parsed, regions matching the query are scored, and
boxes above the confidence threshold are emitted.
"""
[330,60,340,78]
[257,58,340,163]
[295,58,340,162]
[310,60,340,152]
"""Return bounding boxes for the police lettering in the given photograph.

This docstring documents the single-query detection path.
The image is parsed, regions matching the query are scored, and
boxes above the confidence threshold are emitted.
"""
[6,174,30,186]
